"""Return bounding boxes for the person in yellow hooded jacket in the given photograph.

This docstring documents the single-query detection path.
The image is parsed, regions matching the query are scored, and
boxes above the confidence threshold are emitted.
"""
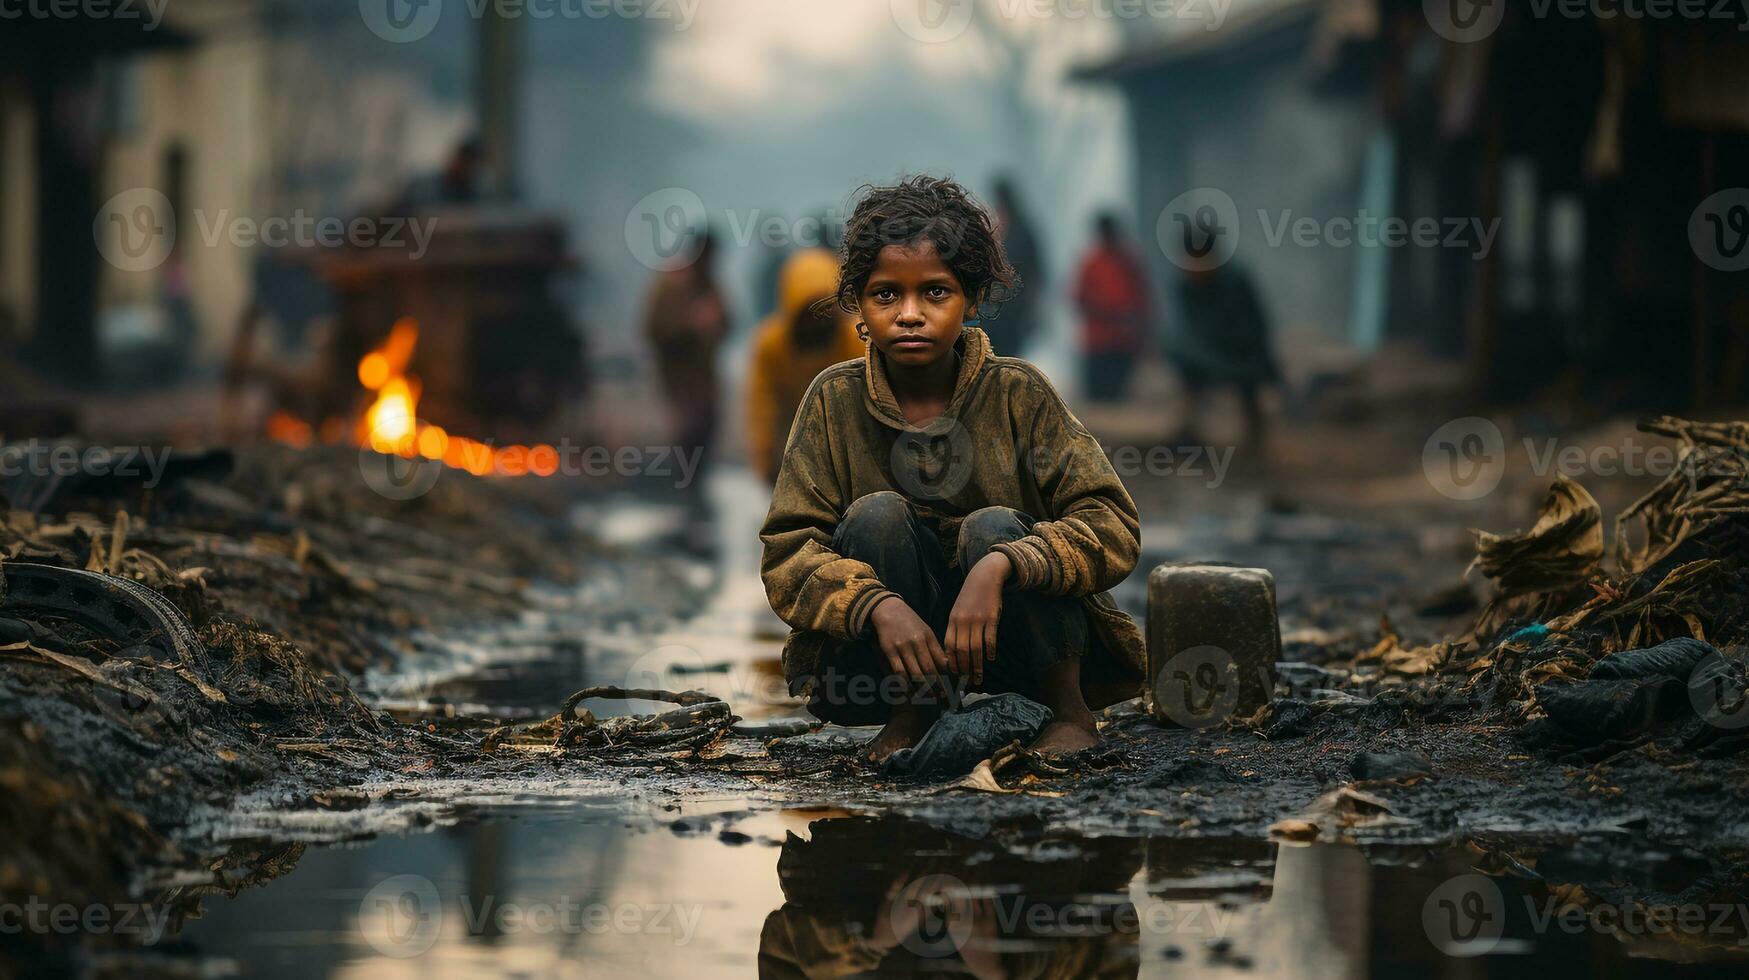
[746,248,866,484]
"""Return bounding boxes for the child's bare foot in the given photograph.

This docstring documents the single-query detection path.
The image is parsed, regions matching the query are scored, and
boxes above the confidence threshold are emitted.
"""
[1032,656,1101,758]
[864,702,941,764]
[1029,718,1100,757]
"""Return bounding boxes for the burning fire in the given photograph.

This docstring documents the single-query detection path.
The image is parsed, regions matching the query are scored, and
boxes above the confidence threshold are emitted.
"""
[269,317,561,478]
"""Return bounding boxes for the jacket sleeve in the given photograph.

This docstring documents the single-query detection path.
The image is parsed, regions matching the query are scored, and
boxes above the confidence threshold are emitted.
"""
[759,378,898,639]
[992,374,1141,596]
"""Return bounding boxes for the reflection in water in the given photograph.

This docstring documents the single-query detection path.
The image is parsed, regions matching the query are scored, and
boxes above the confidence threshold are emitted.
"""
[760,817,1143,978]
[163,803,1749,978]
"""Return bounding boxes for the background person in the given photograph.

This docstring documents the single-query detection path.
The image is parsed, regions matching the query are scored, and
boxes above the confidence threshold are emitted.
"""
[1169,237,1280,448]
[1073,211,1151,403]
[747,248,865,485]
[642,231,731,508]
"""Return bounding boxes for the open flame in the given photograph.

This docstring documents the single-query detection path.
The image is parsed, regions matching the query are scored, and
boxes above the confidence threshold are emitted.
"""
[270,317,561,478]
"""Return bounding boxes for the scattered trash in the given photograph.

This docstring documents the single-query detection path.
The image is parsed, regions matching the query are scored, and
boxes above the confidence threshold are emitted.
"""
[1269,785,1401,844]
[1470,475,1604,599]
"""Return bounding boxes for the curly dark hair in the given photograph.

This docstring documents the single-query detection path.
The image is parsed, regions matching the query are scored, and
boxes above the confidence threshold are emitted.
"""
[835,175,1019,317]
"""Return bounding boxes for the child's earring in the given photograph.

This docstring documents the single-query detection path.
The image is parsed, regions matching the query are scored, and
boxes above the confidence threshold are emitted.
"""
[855,321,869,342]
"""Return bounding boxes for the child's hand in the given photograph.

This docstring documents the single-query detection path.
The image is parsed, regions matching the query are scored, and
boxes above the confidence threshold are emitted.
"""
[947,552,1010,684]
[870,597,951,683]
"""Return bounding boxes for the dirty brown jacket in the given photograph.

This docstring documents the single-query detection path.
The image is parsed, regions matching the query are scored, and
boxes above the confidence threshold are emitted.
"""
[759,326,1145,697]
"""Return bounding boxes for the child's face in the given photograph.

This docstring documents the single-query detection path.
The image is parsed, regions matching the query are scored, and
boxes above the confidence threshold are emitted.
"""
[859,240,967,370]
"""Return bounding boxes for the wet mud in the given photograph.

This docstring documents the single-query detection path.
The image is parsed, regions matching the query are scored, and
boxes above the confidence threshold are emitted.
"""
[6,423,1749,975]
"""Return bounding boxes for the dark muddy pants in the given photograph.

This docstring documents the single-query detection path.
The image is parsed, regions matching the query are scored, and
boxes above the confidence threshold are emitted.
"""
[807,491,1091,726]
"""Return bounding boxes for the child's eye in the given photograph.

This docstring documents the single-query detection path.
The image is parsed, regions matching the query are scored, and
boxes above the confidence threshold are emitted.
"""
[926,286,950,300]
[872,288,897,303]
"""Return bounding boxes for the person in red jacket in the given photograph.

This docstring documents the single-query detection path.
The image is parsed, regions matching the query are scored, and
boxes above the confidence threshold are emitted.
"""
[1073,212,1151,403]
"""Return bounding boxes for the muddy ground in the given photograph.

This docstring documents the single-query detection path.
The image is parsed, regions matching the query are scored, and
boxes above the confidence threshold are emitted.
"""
[5,412,1749,971]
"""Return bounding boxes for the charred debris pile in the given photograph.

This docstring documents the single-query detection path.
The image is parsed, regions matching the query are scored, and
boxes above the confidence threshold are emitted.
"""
[0,443,701,938]
[1261,416,1749,760]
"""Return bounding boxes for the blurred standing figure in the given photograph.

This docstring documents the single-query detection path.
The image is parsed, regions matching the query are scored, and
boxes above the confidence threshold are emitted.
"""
[990,177,1045,357]
[746,248,864,484]
[1170,241,1280,446]
[643,232,730,502]
[1073,212,1150,403]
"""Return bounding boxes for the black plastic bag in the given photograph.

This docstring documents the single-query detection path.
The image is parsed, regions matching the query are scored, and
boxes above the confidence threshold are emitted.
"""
[1588,637,1713,681]
[884,694,1052,779]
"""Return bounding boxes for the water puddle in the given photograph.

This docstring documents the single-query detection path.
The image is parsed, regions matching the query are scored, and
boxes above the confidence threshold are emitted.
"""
[169,801,1749,977]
